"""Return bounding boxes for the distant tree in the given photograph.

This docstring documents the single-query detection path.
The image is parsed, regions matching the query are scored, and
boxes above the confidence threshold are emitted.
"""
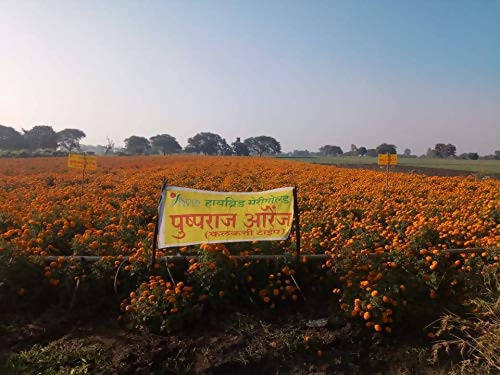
[433,143,456,158]
[366,149,378,157]
[446,144,457,157]
[22,125,58,150]
[467,152,479,160]
[434,144,447,157]
[357,146,367,156]
[232,137,250,156]
[220,141,233,155]
[149,134,182,155]
[105,137,115,155]
[291,150,310,157]
[124,136,151,155]
[57,128,86,153]
[403,148,411,156]
[185,132,231,155]
[80,144,106,155]
[426,148,438,158]
[0,125,24,150]
[376,143,397,154]
[319,145,343,156]
[244,136,281,156]
[343,144,359,156]
[495,150,500,160]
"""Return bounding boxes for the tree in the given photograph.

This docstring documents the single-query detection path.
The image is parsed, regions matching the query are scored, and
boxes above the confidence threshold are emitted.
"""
[105,137,115,155]
[124,136,151,155]
[57,128,86,153]
[319,145,343,156]
[342,144,359,156]
[184,132,231,155]
[22,125,58,150]
[220,141,233,156]
[291,150,310,157]
[434,144,447,157]
[366,149,378,157]
[460,152,479,160]
[404,148,411,156]
[376,143,397,154]
[358,147,367,156]
[445,144,457,157]
[0,125,24,150]
[232,137,250,156]
[150,134,182,155]
[426,148,438,158]
[433,143,456,158]
[243,136,281,156]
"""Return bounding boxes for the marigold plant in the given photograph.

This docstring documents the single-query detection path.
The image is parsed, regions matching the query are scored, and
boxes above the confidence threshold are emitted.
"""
[0,156,498,331]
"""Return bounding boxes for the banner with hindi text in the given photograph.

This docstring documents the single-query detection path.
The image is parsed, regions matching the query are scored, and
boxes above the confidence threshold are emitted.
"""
[157,186,295,248]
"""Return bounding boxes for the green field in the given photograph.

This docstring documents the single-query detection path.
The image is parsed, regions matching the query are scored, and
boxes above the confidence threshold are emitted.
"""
[280,156,500,174]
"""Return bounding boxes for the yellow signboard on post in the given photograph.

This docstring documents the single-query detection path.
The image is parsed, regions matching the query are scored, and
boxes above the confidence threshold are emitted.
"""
[157,186,295,248]
[378,153,398,166]
[68,153,98,171]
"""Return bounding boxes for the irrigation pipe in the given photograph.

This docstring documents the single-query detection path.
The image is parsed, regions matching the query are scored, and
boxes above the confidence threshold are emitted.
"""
[36,247,493,263]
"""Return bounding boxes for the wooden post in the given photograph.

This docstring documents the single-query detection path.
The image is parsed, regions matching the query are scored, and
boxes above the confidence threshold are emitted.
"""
[81,153,86,198]
[385,153,389,190]
[150,179,168,273]
[293,187,301,268]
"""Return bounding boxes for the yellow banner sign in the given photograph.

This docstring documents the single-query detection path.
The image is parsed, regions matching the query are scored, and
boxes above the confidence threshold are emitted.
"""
[378,153,398,166]
[157,186,295,248]
[67,154,98,171]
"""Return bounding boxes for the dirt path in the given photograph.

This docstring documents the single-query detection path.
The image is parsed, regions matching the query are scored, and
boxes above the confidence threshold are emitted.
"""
[319,162,500,179]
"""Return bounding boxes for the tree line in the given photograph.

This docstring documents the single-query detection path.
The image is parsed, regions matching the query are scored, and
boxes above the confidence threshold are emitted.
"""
[0,125,86,153]
[1,124,498,160]
[124,133,281,156]
[0,124,282,157]
[318,143,402,157]
[316,142,498,160]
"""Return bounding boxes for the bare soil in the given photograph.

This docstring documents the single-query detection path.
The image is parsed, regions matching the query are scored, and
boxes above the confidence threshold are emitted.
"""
[1,307,443,375]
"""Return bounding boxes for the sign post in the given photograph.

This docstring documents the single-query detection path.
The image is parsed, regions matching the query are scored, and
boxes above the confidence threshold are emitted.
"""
[81,154,86,197]
[378,153,398,190]
[67,153,98,196]
[386,158,389,189]
[293,187,301,267]
[151,180,168,271]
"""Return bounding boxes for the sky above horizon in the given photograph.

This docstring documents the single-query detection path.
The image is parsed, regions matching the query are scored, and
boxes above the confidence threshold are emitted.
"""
[1,1,499,155]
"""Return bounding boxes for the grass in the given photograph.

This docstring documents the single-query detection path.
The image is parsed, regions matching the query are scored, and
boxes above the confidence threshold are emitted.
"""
[280,156,500,174]
[2,307,487,375]
[3,340,111,375]
[227,314,303,366]
[429,270,500,374]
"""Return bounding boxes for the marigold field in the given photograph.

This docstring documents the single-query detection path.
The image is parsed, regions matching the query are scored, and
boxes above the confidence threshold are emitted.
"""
[1,156,499,339]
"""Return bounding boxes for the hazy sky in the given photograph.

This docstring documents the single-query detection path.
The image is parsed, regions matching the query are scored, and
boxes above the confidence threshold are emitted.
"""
[1,1,499,154]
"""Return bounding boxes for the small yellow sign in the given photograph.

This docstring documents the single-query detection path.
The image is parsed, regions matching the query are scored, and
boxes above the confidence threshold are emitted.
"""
[67,153,98,171]
[378,153,398,166]
[157,186,295,248]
